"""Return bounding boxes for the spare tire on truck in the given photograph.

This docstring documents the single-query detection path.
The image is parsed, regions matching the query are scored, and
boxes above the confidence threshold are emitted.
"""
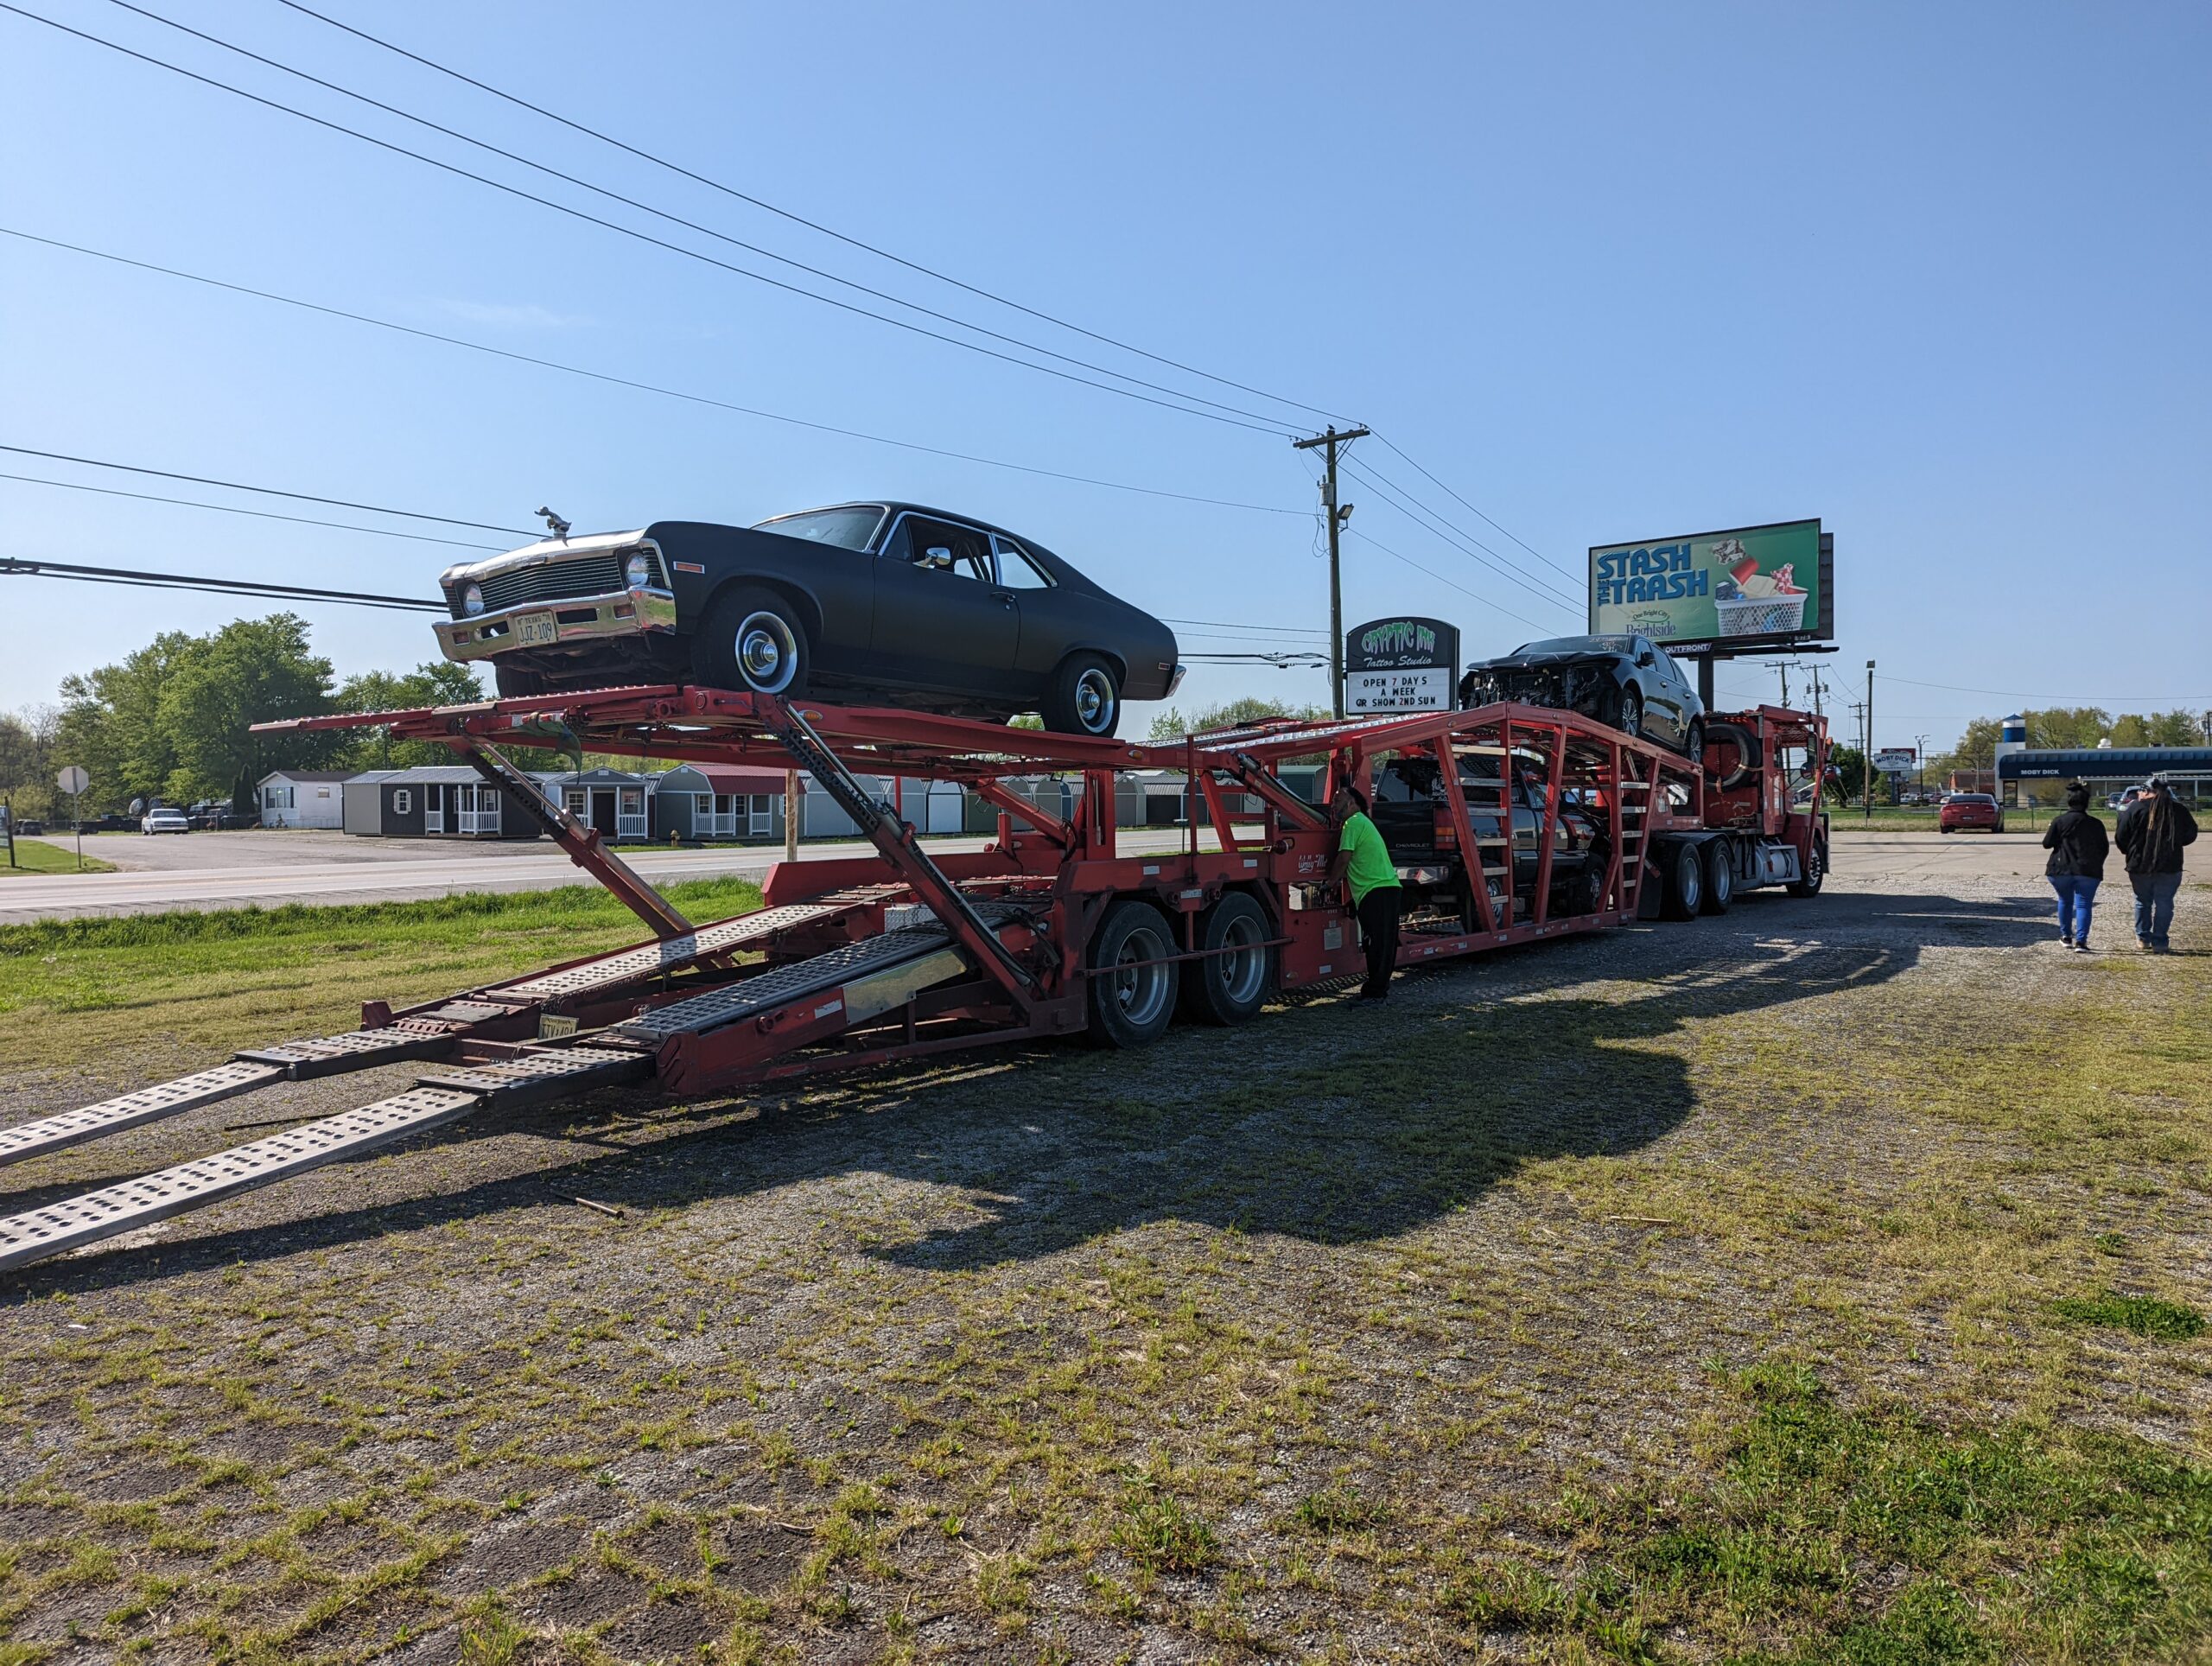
[1085,899,1179,1048]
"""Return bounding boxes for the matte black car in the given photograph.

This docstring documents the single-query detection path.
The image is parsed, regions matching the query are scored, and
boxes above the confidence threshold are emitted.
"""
[1458,633,1706,762]
[1370,752,1611,929]
[434,503,1183,737]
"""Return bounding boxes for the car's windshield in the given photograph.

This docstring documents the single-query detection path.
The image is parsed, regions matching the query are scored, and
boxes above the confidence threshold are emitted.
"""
[1513,636,1636,656]
[752,506,885,551]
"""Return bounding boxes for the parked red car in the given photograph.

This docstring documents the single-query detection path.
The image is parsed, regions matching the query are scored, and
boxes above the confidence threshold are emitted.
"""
[1939,792,2005,833]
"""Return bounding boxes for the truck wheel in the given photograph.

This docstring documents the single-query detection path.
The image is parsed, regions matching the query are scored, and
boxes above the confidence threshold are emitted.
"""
[695,587,810,699]
[1086,900,1179,1048]
[1044,654,1121,738]
[1662,841,1704,920]
[1179,893,1274,1026]
[1567,848,1609,916]
[1700,839,1734,914]
[493,664,546,697]
[1787,840,1826,897]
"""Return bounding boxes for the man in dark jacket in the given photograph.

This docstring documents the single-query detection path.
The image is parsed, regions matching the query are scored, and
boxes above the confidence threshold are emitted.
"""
[2114,776,2197,952]
[2041,783,2108,952]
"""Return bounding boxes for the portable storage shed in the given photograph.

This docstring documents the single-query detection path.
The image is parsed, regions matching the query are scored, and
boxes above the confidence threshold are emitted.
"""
[653,765,798,842]
[256,770,352,830]
[531,768,658,842]
[341,767,545,839]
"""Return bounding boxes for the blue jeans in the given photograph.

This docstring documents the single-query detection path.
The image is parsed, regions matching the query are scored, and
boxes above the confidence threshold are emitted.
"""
[2133,871,2183,948]
[2050,874,2099,943]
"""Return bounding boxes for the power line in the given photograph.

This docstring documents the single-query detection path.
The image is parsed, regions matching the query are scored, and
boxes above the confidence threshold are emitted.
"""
[1370,431,1580,582]
[0,442,531,533]
[1160,615,1326,637]
[3,228,1305,519]
[0,470,505,550]
[270,0,1354,431]
[1344,455,1581,609]
[102,0,1302,436]
[1338,457,1580,616]
[1877,672,2212,704]
[2,3,1290,437]
[1342,527,1551,635]
[0,556,442,611]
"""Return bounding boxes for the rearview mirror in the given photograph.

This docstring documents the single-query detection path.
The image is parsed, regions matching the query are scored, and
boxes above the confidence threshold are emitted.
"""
[1637,649,1655,666]
[922,545,953,571]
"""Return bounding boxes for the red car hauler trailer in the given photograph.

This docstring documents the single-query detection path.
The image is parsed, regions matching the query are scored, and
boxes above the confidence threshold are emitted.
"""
[0,687,1827,1273]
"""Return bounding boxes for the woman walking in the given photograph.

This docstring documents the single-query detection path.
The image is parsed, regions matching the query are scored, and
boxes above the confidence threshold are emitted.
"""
[2042,782,2108,953]
[2116,775,2198,952]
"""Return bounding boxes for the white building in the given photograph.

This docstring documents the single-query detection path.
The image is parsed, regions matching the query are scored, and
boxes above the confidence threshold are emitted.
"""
[256,769,353,830]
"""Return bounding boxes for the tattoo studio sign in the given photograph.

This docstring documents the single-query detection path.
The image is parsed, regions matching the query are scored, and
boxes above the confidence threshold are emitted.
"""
[1344,615,1459,713]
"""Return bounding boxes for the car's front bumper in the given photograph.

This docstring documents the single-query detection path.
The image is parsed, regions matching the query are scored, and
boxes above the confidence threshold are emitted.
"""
[435,587,678,664]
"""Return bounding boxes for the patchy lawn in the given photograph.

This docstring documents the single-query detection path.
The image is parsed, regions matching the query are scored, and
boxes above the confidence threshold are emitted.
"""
[0,850,2206,1663]
[0,839,116,878]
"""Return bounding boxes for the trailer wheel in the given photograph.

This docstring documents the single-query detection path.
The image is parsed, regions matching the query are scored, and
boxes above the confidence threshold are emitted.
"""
[493,664,547,698]
[1180,893,1274,1026]
[1700,839,1734,914]
[1662,841,1704,920]
[1787,839,1826,897]
[1086,900,1179,1048]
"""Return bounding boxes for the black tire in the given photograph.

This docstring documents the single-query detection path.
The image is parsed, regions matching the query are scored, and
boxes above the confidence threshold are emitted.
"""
[1043,653,1121,738]
[1560,850,1607,917]
[1700,838,1734,914]
[1618,687,1644,740]
[493,663,546,697]
[1085,899,1179,1048]
[1661,840,1704,920]
[1787,838,1826,897]
[1683,718,1706,769]
[1993,818,2005,834]
[1179,892,1274,1026]
[693,586,810,699]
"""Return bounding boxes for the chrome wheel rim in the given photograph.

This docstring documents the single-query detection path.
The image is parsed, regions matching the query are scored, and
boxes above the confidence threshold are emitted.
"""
[1620,693,1642,736]
[735,611,798,694]
[1112,924,1172,1027]
[1075,668,1115,733]
[1216,913,1267,1005]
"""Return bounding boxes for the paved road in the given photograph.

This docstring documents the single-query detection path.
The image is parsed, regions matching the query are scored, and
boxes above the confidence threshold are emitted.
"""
[0,824,2086,925]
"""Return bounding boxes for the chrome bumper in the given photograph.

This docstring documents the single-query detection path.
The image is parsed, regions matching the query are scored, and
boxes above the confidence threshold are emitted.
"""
[434,588,678,663]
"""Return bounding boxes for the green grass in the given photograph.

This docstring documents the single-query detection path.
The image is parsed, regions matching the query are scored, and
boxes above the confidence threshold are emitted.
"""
[2053,1292,2207,1341]
[1449,1361,2212,1663]
[0,837,117,876]
[0,876,763,1068]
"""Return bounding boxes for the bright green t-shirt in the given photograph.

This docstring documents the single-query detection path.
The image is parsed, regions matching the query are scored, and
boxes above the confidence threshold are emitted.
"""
[1338,811,1402,904]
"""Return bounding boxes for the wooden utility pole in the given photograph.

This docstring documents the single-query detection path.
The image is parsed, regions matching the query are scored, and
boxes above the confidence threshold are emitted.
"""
[1292,425,1370,717]
[1864,659,1877,820]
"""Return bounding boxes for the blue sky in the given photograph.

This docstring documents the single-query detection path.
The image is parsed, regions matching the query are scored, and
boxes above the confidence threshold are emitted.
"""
[3,0,2208,754]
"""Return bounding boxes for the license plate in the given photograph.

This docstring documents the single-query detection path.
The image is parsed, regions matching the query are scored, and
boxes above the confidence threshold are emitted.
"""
[514,612,560,647]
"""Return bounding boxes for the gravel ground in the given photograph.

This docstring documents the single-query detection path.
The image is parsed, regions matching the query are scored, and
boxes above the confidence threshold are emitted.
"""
[0,837,2205,1663]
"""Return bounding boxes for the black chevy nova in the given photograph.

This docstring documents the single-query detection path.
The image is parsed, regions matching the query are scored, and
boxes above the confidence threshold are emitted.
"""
[434,503,1183,737]
[1458,633,1706,761]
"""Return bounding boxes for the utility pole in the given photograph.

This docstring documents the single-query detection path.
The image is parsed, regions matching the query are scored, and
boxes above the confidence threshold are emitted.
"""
[1292,425,1370,718]
[1777,661,1791,708]
[1864,658,1876,821]
[1916,733,1929,802]
[1808,668,1826,725]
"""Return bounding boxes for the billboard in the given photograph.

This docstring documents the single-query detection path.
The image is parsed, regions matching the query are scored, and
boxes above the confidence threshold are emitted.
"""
[1589,518,1832,651]
[1344,615,1459,714]
[1873,748,1918,776]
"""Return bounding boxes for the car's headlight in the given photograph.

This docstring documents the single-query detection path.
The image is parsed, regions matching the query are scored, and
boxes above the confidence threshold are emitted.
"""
[624,552,654,588]
[461,582,486,616]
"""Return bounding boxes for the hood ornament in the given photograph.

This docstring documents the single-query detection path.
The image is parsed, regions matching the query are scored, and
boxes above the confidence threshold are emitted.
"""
[536,506,571,541]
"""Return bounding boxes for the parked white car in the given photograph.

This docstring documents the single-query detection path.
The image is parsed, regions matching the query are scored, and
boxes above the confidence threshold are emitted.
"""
[141,806,190,835]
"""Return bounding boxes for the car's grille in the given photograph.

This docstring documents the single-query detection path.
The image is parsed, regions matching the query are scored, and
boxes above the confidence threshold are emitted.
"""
[454,554,633,619]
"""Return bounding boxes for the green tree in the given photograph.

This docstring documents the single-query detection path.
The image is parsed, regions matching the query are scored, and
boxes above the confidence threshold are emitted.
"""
[58,630,201,811]
[1147,696,1331,741]
[335,662,486,769]
[1829,744,1869,804]
[156,615,341,808]
[2145,709,2201,747]
[2024,707,2111,750]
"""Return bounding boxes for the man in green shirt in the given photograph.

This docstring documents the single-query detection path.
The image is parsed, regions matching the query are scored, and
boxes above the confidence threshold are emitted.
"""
[1326,784,1405,1000]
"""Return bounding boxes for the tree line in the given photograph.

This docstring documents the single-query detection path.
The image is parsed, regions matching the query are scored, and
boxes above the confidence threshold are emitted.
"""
[0,614,480,818]
[1929,707,2210,779]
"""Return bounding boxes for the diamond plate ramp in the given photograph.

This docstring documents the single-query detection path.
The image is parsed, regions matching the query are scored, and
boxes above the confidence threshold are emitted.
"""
[0,1063,284,1171]
[610,925,955,1045]
[494,902,846,1002]
[414,1047,652,1107]
[0,1087,483,1273]
[236,1025,459,1078]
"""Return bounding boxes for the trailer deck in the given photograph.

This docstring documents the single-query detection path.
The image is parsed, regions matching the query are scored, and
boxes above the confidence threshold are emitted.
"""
[0,684,1827,1274]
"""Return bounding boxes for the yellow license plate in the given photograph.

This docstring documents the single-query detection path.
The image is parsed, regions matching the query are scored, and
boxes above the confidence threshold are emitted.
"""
[514,612,560,647]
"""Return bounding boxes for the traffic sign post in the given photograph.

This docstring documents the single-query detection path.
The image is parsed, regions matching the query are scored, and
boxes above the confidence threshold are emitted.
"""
[56,765,89,871]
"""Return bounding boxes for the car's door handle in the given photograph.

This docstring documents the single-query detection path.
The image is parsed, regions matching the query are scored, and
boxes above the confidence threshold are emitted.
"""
[988,590,1014,607]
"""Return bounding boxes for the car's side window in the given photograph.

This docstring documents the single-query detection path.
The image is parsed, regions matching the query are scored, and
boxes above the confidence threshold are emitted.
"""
[887,516,994,582]
[991,536,1053,589]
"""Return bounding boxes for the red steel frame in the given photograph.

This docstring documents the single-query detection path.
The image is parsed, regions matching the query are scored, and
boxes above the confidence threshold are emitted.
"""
[265,685,1823,1095]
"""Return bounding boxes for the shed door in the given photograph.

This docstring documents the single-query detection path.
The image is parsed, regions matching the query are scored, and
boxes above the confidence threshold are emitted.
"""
[423,784,444,834]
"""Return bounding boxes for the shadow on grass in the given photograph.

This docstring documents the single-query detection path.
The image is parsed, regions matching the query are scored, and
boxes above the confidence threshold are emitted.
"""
[4,888,2056,1294]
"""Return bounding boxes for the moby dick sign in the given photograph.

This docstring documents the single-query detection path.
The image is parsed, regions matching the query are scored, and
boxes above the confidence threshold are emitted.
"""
[1588,518,1831,647]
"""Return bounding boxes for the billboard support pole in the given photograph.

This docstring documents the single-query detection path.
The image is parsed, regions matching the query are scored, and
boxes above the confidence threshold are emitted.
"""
[1293,426,1370,719]
[1865,659,1876,821]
